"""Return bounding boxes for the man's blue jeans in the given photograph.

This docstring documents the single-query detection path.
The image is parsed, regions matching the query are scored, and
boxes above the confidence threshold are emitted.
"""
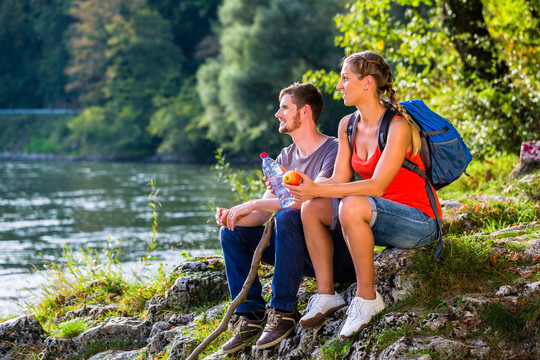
[220,208,355,314]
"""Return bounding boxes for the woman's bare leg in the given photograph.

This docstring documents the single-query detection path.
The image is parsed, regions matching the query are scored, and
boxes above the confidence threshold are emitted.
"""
[339,196,376,300]
[301,198,335,295]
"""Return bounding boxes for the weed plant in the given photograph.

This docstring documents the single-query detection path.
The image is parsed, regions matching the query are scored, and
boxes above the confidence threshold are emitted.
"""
[49,317,97,338]
[30,181,171,335]
[17,152,538,359]
[212,148,265,204]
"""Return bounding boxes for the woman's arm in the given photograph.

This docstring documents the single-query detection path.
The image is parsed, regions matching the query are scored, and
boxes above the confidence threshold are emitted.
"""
[286,117,412,201]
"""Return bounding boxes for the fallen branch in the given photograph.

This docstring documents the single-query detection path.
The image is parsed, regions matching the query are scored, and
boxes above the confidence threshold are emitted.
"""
[186,216,275,360]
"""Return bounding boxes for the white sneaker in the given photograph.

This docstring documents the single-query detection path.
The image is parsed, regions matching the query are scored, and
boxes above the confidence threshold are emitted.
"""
[299,292,346,327]
[339,291,385,338]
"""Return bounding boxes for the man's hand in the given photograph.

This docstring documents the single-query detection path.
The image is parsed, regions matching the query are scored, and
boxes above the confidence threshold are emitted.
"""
[215,207,230,226]
[216,202,255,231]
[283,169,317,202]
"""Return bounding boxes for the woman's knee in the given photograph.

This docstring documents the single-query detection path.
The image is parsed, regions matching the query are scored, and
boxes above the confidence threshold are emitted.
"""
[301,198,332,225]
[339,196,372,228]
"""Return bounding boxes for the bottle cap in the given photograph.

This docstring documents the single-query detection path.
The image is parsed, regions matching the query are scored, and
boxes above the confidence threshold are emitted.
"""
[260,152,268,158]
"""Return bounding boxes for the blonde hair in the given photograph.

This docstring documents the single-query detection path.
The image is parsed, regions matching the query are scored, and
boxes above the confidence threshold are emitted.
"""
[341,51,421,156]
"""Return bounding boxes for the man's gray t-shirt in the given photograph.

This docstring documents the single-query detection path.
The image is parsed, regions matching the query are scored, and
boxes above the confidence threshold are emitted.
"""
[276,137,338,180]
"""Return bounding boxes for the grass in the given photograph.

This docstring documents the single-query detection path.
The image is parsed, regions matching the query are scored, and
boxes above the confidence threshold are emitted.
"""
[403,235,524,310]
[10,152,538,359]
[183,306,232,358]
[318,337,354,359]
[481,297,540,342]
[49,317,97,338]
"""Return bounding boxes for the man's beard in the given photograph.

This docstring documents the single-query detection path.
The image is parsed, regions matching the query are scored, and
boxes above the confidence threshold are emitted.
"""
[279,111,301,133]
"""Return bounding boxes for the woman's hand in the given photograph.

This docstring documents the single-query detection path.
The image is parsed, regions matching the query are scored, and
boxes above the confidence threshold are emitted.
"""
[283,169,317,202]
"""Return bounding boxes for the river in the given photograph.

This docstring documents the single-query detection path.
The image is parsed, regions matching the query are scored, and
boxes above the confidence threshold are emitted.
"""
[0,160,239,316]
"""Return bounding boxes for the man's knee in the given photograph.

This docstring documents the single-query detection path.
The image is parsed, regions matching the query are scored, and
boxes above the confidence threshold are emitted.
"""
[219,226,232,244]
[274,208,301,228]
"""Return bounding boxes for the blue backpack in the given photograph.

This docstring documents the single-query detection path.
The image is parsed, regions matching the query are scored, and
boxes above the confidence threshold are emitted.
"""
[346,100,472,262]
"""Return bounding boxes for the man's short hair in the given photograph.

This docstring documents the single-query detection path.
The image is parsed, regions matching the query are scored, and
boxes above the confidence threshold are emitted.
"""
[279,82,323,125]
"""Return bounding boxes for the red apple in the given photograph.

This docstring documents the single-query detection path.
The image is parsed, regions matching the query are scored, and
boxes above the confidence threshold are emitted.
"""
[283,170,302,185]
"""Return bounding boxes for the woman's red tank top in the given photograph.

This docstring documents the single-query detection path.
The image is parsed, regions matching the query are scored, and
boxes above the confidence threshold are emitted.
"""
[351,141,441,219]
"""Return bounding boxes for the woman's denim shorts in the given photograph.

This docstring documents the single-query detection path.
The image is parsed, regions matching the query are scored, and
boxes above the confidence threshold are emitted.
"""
[331,196,438,249]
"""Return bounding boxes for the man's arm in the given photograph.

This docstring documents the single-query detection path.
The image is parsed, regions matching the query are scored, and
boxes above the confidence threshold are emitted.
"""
[217,189,295,230]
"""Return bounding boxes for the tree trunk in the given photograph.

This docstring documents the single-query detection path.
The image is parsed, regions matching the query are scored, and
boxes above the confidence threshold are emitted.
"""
[441,0,509,83]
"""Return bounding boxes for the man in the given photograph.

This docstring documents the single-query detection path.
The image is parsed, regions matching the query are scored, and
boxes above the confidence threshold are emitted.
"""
[215,82,354,353]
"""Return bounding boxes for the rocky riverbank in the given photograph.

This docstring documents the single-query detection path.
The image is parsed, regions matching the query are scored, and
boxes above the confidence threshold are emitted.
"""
[1,219,538,360]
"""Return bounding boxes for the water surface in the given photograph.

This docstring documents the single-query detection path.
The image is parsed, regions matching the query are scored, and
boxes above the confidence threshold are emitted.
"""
[0,160,237,316]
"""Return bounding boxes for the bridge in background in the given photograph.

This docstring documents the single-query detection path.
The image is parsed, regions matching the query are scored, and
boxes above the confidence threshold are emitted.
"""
[0,109,82,115]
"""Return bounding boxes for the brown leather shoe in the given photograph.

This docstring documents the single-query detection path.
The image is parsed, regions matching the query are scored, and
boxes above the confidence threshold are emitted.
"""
[221,316,265,354]
[255,308,300,350]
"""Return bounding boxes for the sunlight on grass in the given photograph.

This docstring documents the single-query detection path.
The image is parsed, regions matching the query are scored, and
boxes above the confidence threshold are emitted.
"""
[49,317,97,338]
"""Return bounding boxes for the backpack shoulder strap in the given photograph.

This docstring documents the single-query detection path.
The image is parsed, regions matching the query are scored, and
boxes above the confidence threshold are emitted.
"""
[346,111,360,150]
[379,108,427,180]
[376,108,399,151]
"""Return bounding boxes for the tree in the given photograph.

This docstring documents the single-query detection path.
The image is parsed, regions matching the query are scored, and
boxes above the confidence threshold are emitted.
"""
[68,2,184,156]
[30,0,73,107]
[148,77,216,160]
[66,0,136,106]
[442,0,509,83]
[196,0,349,157]
[308,0,539,156]
[0,0,41,107]
[146,0,221,72]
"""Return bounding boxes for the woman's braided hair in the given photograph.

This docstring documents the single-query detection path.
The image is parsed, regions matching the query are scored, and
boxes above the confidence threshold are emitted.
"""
[341,51,421,156]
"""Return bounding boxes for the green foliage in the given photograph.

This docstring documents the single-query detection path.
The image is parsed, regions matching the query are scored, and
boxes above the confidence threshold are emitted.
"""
[211,148,265,204]
[188,306,231,357]
[481,297,540,342]
[0,0,41,108]
[308,0,540,157]
[438,152,521,196]
[49,317,97,338]
[407,237,513,309]
[318,337,354,359]
[30,181,166,328]
[146,0,221,72]
[148,78,216,159]
[196,0,348,157]
[0,113,74,153]
[67,3,183,157]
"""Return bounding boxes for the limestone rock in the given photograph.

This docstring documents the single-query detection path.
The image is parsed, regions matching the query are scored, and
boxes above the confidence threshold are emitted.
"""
[0,315,45,357]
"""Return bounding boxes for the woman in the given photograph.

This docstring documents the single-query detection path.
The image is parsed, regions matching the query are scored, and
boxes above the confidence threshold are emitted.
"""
[284,51,441,337]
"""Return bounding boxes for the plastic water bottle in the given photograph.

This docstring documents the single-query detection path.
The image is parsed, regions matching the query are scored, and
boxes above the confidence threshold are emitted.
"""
[260,152,295,208]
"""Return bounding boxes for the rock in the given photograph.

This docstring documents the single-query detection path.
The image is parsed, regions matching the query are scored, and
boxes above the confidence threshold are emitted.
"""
[146,325,184,354]
[0,315,45,344]
[510,140,540,178]
[164,258,228,313]
[10,241,540,359]
[440,199,463,209]
[166,333,198,359]
[0,315,45,357]
[40,318,151,360]
[88,349,141,360]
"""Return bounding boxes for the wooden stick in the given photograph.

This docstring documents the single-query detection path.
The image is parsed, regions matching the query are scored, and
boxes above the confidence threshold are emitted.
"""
[185,216,275,360]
